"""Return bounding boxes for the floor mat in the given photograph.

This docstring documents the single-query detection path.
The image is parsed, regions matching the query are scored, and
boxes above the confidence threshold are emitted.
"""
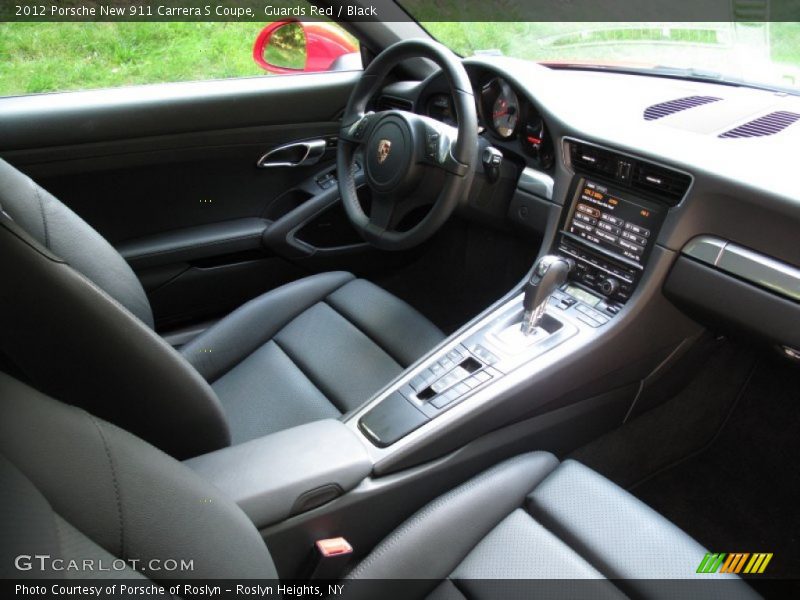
[570,341,757,489]
[571,342,800,590]
[631,356,800,582]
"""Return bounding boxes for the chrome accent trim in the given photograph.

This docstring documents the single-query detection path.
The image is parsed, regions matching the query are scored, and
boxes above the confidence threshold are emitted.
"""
[257,139,326,168]
[344,291,600,464]
[682,235,727,266]
[518,167,554,201]
[682,236,800,302]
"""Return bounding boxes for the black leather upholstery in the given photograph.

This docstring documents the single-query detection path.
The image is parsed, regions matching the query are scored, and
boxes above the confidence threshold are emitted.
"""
[181,271,444,442]
[0,159,153,327]
[0,158,443,456]
[0,199,230,459]
[0,373,277,581]
[349,454,760,600]
[0,373,759,598]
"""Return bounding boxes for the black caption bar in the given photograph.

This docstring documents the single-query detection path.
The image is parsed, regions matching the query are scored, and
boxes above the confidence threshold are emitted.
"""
[2,0,800,22]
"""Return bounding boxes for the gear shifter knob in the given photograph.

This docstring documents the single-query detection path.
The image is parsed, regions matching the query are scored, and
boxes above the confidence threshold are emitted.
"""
[521,255,572,335]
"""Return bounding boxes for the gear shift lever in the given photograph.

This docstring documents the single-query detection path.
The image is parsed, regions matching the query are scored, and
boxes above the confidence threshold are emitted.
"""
[521,255,572,335]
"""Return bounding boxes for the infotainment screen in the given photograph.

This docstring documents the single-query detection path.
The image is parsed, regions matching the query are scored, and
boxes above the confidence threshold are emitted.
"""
[566,180,660,264]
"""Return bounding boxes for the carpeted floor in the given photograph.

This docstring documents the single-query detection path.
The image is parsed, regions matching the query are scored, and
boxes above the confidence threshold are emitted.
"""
[571,342,800,588]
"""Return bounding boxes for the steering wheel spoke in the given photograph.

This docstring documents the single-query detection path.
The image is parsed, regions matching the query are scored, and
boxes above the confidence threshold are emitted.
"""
[419,120,470,177]
[367,192,398,232]
[340,111,378,144]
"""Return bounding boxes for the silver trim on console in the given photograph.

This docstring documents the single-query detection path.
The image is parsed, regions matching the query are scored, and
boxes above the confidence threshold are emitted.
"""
[683,235,800,302]
[518,167,554,201]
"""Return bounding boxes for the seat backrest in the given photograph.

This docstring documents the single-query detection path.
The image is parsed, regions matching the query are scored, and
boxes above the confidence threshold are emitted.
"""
[0,159,230,459]
[0,159,153,327]
[0,372,276,580]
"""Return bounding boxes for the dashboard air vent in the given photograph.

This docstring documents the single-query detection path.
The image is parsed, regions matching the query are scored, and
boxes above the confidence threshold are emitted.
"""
[566,140,692,206]
[377,96,413,111]
[568,143,618,178]
[631,162,692,202]
[718,111,800,138]
[643,95,722,121]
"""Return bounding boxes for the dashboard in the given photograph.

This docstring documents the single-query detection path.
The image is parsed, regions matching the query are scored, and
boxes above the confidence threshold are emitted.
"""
[375,55,800,357]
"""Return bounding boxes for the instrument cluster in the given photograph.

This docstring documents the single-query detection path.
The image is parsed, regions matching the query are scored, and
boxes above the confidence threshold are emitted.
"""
[424,74,554,171]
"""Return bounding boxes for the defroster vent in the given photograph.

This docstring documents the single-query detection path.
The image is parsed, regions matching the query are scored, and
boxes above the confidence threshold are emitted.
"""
[643,95,722,121]
[719,111,800,138]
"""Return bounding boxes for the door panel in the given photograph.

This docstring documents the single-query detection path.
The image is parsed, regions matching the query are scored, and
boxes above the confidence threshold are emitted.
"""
[0,72,387,330]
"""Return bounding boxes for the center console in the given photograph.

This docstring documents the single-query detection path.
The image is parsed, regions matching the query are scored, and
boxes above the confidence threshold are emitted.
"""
[352,138,686,459]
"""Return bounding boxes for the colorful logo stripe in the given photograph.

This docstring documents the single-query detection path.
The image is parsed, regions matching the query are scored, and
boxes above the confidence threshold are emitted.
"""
[697,552,773,574]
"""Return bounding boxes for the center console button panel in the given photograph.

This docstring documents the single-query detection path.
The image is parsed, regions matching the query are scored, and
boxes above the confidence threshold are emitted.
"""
[358,144,688,449]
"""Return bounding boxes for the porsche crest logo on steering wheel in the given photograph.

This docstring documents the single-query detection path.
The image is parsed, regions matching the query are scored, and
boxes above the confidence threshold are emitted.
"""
[377,139,392,164]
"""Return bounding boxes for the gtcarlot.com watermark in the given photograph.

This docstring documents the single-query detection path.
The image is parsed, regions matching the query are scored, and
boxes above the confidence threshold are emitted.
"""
[14,554,194,573]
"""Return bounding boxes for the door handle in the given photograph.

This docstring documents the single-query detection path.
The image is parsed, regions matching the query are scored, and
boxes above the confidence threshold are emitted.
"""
[257,139,327,168]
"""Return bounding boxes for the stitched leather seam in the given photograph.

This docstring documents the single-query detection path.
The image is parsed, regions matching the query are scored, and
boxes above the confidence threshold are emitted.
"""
[194,274,355,384]
[271,338,343,415]
[525,488,630,595]
[31,180,50,248]
[89,415,126,560]
[448,578,472,600]
[347,454,540,579]
[52,512,67,560]
[322,298,406,367]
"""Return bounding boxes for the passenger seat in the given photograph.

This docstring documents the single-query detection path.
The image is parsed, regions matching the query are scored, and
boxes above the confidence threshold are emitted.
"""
[0,372,758,598]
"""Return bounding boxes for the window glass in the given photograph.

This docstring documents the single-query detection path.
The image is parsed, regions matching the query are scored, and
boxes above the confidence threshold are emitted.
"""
[0,20,360,97]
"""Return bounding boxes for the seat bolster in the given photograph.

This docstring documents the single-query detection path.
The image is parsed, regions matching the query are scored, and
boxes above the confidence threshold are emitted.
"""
[347,452,559,588]
[326,279,445,366]
[0,159,153,328]
[181,271,355,381]
[0,373,278,581]
[526,459,761,599]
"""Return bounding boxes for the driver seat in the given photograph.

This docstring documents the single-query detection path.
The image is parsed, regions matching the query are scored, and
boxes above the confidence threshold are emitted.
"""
[0,158,444,459]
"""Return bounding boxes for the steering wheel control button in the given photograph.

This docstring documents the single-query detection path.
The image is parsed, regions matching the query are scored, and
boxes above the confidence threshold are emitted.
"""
[426,132,440,159]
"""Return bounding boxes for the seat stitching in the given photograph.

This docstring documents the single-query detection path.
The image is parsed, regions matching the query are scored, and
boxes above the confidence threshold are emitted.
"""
[346,454,541,579]
[88,414,126,560]
[189,274,355,383]
[271,337,345,414]
[524,482,632,597]
[31,180,50,248]
[448,577,472,600]
[322,298,407,367]
[52,511,67,560]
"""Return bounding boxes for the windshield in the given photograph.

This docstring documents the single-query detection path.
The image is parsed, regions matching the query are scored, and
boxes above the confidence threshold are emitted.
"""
[404,19,800,93]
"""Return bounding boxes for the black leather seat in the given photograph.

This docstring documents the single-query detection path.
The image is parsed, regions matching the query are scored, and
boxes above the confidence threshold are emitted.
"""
[0,158,443,458]
[179,271,443,444]
[0,373,758,599]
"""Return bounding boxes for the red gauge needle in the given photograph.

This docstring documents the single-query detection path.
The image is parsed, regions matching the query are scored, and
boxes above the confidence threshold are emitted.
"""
[493,110,508,118]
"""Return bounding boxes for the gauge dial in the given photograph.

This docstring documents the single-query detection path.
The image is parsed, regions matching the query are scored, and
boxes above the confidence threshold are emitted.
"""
[491,82,519,138]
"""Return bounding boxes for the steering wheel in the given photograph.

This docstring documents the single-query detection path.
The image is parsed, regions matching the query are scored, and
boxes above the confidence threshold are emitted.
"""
[337,39,479,250]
